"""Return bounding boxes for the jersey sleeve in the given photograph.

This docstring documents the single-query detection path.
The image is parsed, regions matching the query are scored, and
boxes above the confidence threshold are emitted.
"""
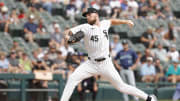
[132,50,138,63]
[70,24,85,35]
[101,20,111,30]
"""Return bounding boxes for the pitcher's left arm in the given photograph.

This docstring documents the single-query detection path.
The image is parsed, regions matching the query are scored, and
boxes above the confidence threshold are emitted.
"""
[110,19,134,28]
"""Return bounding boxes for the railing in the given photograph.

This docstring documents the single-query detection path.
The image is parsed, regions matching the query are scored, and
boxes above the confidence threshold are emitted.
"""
[0,73,63,101]
[0,74,178,101]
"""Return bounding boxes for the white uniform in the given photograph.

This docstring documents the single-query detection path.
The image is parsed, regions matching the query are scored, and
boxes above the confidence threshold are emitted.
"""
[60,20,148,101]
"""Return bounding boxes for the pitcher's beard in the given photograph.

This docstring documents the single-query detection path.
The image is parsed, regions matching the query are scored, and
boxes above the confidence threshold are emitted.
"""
[88,19,97,25]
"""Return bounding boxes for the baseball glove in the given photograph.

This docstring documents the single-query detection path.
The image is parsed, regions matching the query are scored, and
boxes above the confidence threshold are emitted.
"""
[68,30,85,44]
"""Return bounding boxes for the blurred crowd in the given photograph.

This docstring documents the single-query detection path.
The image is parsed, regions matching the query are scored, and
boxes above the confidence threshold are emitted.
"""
[0,0,179,89]
[17,0,175,20]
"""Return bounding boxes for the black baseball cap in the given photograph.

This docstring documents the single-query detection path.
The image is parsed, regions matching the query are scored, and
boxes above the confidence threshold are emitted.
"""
[122,40,128,45]
[82,8,98,17]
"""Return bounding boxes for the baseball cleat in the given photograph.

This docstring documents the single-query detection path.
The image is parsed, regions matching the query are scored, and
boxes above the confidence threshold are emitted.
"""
[149,94,157,101]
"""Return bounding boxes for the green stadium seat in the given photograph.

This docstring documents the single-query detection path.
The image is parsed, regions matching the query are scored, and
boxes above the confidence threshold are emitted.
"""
[0,40,8,52]
[34,34,50,47]
[157,87,175,99]
[134,44,146,52]
[27,42,39,53]
[15,2,28,12]
[34,33,51,39]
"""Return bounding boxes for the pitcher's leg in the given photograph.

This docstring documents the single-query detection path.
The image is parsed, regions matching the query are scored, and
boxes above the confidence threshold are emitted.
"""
[101,60,148,100]
[60,61,98,101]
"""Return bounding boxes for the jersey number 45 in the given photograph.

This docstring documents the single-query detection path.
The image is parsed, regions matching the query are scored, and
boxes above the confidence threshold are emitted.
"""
[90,30,108,42]
[90,35,99,42]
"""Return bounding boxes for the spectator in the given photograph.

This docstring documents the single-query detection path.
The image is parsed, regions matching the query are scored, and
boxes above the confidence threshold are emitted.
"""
[51,24,64,47]
[136,51,143,68]
[167,44,179,62]
[26,4,40,20]
[141,48,153,63]
[46,45,58,62]
[59,42,75,58]
[146,0,157,19]
[140,57,156,83]
[28,0,43,10]
[151,43,168,62]
[121,0,128,11]
[24,14,38,43]
[141,27,157,48]
[138,0,148,17]
[66,0,77,22]
[0,50,8,100]
[163,23,179,45]
[43,53,54,68]
[114,40,138,101]
[30,59,49,101]
[9,8,19,25]
[32,59,49,88]
[18,9,26,20]
[42,0,52,14]
[77,76,98,101]
[37,18,46,34]
[154,25,166,46]
[0,2,4,10]
[110,7,122,18]
[8,51,21,73]
[154,59,164,83]
[109,0,121,8]
[110,35,123,57]
[0,6,9,33]
[166,60,180,83]
[173,83,180,101]
[16,49,24,59]
[11,40,24,52]
[32,50,40,64]
[19,53,32,73]
[101,0,111,16]
[31,48,45,64]
[154,8,166,19]
[121,6,138,19]
[65,52,80,76]
[162,5,173,20]
[78,52,87,63]
[0,52,9,72]
[51,51,67,78]
[74,0,83,12]
[128,0,139,15]
[81,0,90,12]
[90,0,100,10]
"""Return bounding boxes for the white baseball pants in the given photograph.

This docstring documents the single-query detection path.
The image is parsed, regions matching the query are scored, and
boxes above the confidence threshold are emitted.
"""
[60,57,148,101]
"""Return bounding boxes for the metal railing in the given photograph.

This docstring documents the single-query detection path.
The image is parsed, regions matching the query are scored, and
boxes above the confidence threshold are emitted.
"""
[0,73,64,101]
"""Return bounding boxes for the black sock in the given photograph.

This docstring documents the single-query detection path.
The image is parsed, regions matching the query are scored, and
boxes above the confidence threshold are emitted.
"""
[146,96,152,101]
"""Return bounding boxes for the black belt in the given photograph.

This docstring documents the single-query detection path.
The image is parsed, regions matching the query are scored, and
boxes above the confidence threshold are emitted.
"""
[123,68,129,70]
[88,54,110,62]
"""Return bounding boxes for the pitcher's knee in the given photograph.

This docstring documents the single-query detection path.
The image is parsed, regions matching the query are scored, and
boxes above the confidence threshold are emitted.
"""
[67,74,80,86]
[117,82,129,91]
[68,74,76,82]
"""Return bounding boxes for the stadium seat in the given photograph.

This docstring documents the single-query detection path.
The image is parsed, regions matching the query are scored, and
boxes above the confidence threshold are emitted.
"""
[9,24,24,37]
[15,2,28,12]
[157,87,175,99]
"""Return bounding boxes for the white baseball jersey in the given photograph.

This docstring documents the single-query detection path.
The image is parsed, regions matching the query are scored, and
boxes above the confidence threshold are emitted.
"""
[61,20,150,101]
[70,20,111,59]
